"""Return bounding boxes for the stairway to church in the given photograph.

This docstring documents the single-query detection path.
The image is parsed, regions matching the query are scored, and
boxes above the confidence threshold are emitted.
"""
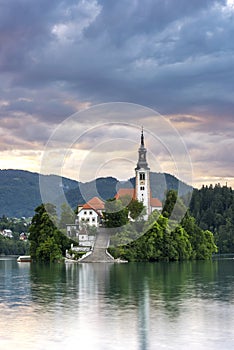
[80,228,115,263]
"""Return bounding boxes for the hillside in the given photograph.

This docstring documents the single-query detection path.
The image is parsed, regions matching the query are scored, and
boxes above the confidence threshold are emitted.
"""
[0,169,192,218]
[0,170,77,218]
[65,172,192,207]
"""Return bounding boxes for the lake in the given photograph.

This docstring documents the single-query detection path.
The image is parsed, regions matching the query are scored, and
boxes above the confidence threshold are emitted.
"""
[0,257,234,350]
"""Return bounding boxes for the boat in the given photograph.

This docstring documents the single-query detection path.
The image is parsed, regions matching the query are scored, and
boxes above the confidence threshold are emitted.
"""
[17,255,32,262]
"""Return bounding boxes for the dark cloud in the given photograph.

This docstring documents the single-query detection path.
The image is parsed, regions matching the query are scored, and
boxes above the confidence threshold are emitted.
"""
[0,0,233,186]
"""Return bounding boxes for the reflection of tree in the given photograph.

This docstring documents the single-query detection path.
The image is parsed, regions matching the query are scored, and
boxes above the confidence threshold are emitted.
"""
[29,259,234,330]
[106,261,219,319]
[29,262,114,311]
[30,263,80,308]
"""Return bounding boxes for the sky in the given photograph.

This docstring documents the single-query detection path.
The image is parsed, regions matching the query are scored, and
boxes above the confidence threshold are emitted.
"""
[0,0,234,188]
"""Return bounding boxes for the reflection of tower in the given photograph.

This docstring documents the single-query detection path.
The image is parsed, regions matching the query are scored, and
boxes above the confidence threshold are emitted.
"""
[138,282,150,350]
[135,127,151,216]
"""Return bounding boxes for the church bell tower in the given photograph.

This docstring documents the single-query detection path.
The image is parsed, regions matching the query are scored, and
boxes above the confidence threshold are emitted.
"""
[135,127,151,216]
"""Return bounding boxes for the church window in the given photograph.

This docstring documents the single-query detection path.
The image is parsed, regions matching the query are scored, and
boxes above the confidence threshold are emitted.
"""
[92,218,95,222]
[140,186,145,190]
[140,173,145,180]
[89,211,92,215]
[86,218,90,222]
[84,211,87,215]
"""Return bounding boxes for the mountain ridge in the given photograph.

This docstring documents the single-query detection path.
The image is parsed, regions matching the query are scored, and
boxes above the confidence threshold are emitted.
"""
[0,169,192,217]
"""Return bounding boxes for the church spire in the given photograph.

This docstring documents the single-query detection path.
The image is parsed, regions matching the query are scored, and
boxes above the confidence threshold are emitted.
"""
[135,127,150,170]
[135,127,151,217]
[141,126,144,146]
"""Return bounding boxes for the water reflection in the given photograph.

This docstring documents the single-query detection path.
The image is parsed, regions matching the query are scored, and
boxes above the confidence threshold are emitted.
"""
[0,258,234,350]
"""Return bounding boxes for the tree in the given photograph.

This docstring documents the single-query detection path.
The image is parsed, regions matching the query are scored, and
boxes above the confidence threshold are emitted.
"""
[127,198,145,220]
[162,189,187,221]
[162,190,177,218]
[36,236,62,262]
[109,211,217,262]
[181,212,217,259]
[171,226,192,260]
[103,199,129,228]
[29,203,73,262]
[110,223,140,247]
[59,203,76,230]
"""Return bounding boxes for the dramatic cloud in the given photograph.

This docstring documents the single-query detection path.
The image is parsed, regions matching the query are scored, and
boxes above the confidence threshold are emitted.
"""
[0,0,233,187]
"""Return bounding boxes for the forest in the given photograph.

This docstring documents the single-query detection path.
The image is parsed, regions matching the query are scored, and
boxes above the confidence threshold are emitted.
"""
[107,190,217,262]
[189,184,234,254]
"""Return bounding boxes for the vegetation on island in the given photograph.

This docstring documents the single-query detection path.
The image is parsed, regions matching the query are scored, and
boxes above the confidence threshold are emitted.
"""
[2,180,233,262]
[103,197,144,228]
[28,203,76,262]
[107,190,217,262]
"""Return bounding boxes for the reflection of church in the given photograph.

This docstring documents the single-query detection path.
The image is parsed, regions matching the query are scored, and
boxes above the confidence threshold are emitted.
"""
[66,129,162,236]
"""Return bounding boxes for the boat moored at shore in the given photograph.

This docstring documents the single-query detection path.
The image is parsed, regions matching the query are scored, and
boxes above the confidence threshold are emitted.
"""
[17,255,32,262]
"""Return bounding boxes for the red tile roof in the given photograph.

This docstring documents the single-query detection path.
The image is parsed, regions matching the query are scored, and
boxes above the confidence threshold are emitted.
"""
[115,188,136,200]
[80,193,162,213]
[115,189,162,208]
[82,203,93,209]
[82,196,105,210]
[150,197,162,207]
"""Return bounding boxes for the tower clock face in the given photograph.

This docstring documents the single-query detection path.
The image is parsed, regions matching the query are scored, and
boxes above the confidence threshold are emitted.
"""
[140,180,145,185]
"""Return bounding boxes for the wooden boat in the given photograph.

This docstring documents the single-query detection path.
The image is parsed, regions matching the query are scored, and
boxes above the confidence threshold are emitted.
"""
[17,255,32,262]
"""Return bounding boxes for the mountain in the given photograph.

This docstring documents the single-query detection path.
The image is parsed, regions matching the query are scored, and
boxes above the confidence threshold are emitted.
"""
[0,169,192,218]
[0,170,77,218]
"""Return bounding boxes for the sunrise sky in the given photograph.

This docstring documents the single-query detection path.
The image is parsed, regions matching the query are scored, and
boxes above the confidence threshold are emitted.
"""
[0,0,234,188]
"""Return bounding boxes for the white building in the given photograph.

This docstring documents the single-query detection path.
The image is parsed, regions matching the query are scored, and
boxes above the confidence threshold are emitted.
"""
[1,229,13,238]
[77,196,105,228]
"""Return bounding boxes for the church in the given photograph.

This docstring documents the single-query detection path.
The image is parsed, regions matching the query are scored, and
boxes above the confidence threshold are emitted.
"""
[66,129,162,236]
[115,128,162,216]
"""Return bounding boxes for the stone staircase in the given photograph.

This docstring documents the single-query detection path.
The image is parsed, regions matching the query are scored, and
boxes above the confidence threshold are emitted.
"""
[80,228,115,263]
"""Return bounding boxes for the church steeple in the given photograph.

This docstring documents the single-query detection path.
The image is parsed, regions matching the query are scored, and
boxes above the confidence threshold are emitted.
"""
[135,127,150,171]
[141,126,144,146]
[135,127,151,217]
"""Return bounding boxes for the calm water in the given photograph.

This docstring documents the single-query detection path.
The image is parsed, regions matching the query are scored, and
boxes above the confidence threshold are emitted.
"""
[0,257,234,350]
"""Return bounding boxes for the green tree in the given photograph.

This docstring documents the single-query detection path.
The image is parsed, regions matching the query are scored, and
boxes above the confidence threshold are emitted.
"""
[29,203,73,262]
[127,198,145,220]
[110,223,139,246]
[109,211,217,262]
[171,226,192,260]
[59,202,76,230]
[162,190,177,218]
[103,199,129,228]
[36,237,62,262]
[162,189,187,221]
[181,212,217,259]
